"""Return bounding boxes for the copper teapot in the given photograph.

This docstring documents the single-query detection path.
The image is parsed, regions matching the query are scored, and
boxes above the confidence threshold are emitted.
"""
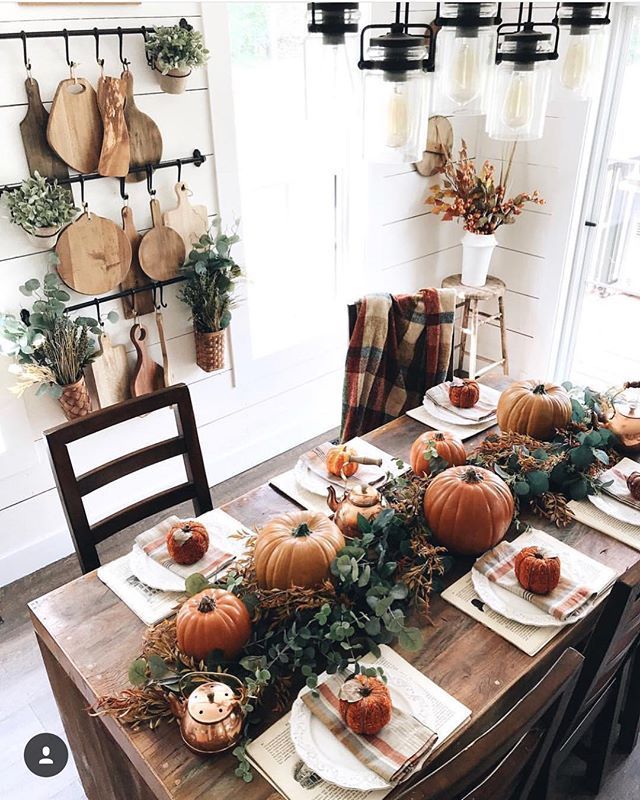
[167,672,247,755]
[327,483,384,539]
[600,381,640,453]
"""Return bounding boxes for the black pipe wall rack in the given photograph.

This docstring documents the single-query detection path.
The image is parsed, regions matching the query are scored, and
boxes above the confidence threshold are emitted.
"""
[64,275,187,315]
[0,17,191,43]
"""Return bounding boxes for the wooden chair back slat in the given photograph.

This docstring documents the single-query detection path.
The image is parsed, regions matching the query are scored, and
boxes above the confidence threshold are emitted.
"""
[45,384,212,574]
[397,648,584,800]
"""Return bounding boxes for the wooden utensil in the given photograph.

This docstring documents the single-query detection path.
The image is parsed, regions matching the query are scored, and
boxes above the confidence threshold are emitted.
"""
[130,323,165,397]
[47,77,103,173]
[91,331,130,408]
[163,182,209,255]
[56,211,132,295]
[138,198,186,281]
[122,69,162,183]
[97,75,129,177]
[119,205,155,319]
[20,77,70,184]
[155,310,172,388]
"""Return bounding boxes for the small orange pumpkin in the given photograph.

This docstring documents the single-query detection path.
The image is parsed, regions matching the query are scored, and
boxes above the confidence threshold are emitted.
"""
[497,380,572,441]
[176,588,252,661]
[166,520,209,565]
[514,547,561,595]
[410,431,466,477]
[627,471,640,501]
[254,511,345,589]
[326,445,358,478]
[449,379,480,409]
[339,675,392,735]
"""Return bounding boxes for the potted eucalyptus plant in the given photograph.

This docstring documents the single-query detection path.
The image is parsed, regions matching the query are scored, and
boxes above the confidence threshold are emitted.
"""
[3,173,77,250]
[179,223,242,372]
[145,23,210,94]
[0,272,109,420]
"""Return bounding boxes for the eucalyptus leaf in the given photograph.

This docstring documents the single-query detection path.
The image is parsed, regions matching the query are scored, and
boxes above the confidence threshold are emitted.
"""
[128,658,148,687]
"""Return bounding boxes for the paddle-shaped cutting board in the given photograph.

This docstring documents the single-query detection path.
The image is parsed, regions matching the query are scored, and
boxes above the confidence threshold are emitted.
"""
[138,198,186,281]
[155,310,172,388]
[20,77,71,185]
[122,70,162,183]
[47,78,103,173]
[163,182,209,256]
[91,332,130,408]
[130,323,165,396]
[97,75,129,177]
[119,206,155,319]
[56,212,132,295]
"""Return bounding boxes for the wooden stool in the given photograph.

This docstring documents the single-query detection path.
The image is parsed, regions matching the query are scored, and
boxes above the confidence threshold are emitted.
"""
[442,274,509,380]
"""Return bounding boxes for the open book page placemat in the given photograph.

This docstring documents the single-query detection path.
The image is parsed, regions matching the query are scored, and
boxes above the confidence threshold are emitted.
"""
[270,468,331,514]
[405,406,496,441]
[568,499,640,552]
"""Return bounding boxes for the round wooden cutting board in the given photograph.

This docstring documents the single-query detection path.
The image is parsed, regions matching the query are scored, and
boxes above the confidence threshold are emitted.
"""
[56,212,132,295]
[47,78,103,174]
[138,198,186,281]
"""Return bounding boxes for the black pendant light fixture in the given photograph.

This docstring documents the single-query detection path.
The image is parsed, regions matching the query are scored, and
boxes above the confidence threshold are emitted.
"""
[307,3,360,45]
[555,2,611,99]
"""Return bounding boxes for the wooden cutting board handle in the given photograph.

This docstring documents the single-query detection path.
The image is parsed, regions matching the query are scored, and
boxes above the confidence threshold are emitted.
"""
[130,323,165,397]
[120,205,155,318]
[121,69,162,184]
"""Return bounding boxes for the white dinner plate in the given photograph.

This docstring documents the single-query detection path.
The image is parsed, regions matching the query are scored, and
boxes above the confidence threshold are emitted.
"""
[589,493,640,527]
[290,666,436,791]
[423,398,497,428]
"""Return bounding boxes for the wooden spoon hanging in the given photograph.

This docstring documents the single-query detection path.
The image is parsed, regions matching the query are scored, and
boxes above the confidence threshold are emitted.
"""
[47,76,103,173]
[138,198,186,281]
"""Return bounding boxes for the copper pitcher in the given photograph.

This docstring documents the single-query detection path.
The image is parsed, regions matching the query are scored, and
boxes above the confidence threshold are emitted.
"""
[600,381,640,453]
[327,483,384,539]
[167,671,247,755]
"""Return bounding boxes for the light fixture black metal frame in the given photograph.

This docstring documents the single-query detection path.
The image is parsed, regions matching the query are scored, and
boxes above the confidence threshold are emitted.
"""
[434,3,502,30]
[358,2,433,74]
[494,2,560,65]
[553,2,611,32]
[307,3,360,41]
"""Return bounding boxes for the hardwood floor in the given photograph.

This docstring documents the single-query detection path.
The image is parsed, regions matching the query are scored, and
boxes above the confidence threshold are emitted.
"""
[1,426,638,800]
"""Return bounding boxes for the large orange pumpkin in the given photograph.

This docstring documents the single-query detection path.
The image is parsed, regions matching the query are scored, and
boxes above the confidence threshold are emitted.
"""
[410,431,466,477]
[497,381,572,441]
[339,675,392,735]
[423,465,514,556]
[176,588,252,661]
[254,511,345,589]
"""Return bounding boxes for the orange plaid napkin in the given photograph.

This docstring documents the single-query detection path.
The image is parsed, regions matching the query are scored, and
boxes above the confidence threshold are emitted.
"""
[301,674,438,784]
[474,540,596,621]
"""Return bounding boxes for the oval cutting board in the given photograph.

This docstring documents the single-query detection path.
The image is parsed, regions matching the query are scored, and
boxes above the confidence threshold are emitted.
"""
[163,182,208,255]
[122,70,162,183]
[20,77,71,184]
[138,198,185,281]
[47,78,103,173]
[56,212,132,295]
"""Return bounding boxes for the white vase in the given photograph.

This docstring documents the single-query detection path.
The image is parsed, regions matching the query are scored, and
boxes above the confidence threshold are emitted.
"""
[158,64,192,94]
[460,231,497,287]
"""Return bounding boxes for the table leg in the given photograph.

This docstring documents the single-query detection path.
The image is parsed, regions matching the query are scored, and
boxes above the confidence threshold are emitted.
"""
[498,295,509,375]
[468,299,479,381]
[36,632,160,800]
[457,299,470,377]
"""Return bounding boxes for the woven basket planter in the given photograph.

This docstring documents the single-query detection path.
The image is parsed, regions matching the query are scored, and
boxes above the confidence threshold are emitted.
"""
[194,329,225,372]
[58,376,92,421]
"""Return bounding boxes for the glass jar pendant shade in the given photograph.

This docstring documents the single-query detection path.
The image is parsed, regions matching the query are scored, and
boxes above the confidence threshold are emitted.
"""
[556,3,610,99]
[432,3,500,116]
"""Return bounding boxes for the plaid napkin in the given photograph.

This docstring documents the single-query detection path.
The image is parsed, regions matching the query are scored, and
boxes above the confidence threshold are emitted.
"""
[473,540,596,621]
[425,382,500,422]
[135,516,235,580]
[301,674,438,784]
[299,442,385,491]
[600,459,640,511]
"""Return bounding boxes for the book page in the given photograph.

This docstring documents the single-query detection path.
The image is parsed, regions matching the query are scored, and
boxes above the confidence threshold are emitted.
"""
[404,406,495,441]
[568,499,640,552]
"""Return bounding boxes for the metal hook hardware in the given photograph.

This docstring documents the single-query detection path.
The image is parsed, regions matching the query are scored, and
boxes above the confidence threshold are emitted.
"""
[93,28,104,69]
[117,27,130,69]
[176,158,182,184]
[151,284,159,310]
[20,31,32,79]
[146,165,156,196]
[94,298,104,327]
[159,283,168,309]
[119,177,129,203]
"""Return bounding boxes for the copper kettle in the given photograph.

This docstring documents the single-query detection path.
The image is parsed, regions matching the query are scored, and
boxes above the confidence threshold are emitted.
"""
[600,381,640,453]
[167,672,247,755]
[327,483,384,539]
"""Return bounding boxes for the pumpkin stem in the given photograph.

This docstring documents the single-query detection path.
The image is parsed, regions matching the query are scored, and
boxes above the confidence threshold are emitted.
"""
[433,432,445,441]
[532,384,547,395]
[461,467,483,484]
[359,684,372,698]
[293,522,312,538]
[197,595,217,613]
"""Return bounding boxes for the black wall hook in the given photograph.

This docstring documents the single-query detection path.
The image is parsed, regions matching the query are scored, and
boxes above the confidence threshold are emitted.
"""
[117,27,130,68]
[119,177,129,202]
[93,28,104,67]
[145,165,156,196]
[159,283,168,309]
[21,31,31,74]
[176,159,183,183]
[63,29,73,67]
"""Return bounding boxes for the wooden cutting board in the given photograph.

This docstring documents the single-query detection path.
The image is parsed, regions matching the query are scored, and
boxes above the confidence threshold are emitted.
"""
[138,198,186,281]
[97,75,129,178]
[122,70,162,184]
[163,182,208,255]
[47,78,103,173]
[91,332,130,408]
[20,77,71,184]
[130,323,164,396]
[119,205,155,319]
[56,212,132,295]
[155,310,171,388]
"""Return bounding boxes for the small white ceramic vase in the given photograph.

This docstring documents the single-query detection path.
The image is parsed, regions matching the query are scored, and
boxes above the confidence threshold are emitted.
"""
[460,230,497,287]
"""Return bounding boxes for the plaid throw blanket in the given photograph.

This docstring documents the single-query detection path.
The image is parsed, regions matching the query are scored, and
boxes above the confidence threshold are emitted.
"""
[340,289,455,441]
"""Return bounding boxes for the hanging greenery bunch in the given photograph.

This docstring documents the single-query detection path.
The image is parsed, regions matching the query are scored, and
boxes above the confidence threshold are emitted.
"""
[3,172,77,233]
[145,24,210,73]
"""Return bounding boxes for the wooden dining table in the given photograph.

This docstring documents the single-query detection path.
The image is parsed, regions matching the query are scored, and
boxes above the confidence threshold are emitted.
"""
[28,380,640,800]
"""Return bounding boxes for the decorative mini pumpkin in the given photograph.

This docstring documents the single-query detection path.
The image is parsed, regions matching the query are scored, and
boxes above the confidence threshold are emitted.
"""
[254,511,345,590]
[410,431,466,477]
[449,379,480,409]
[326,444,358,478]
[166,520,209,565]
[627,471,640,501]
[497,380,572,441]
[338,675,392,735]
[514,547,561,595]
[423,466,514,556]
[176,588,252,661]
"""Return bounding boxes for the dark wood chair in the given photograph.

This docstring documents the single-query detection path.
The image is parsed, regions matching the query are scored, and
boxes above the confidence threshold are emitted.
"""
[535,560,640,798]
[45,383,213,574]
[395,647,584,800]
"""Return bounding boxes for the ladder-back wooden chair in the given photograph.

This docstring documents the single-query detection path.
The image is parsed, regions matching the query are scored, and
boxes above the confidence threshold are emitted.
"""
[45,384,213,574]
[395,647,584,800]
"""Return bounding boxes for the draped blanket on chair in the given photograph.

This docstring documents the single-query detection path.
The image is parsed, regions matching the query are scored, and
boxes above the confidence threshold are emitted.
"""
[340,288,455,441]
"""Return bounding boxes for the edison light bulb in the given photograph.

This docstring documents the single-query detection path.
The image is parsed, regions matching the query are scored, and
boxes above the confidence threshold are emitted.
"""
[501,71,534,129]
[386,84,409,148]
[446,38,481,105]
[562,36,590,91]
